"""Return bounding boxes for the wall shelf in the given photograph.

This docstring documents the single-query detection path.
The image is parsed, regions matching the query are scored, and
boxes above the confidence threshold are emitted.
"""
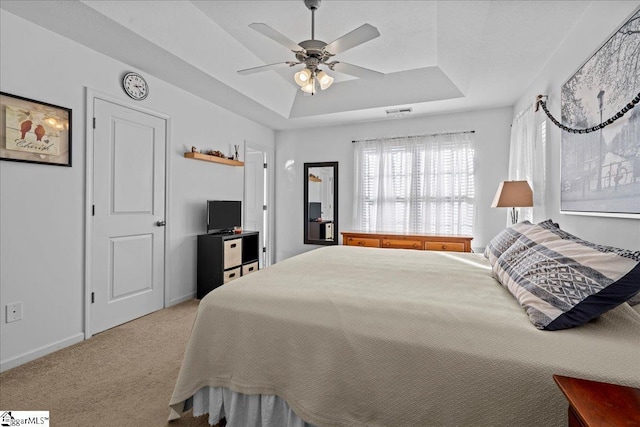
[184,152,244,166]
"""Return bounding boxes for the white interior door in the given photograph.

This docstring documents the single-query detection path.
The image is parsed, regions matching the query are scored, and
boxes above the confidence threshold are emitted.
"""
[244,148,266,267]
[322,169,334,221]
[91,98,166,334]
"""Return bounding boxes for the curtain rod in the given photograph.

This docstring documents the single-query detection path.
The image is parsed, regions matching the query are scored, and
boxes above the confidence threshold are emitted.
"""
[352,130,475,143]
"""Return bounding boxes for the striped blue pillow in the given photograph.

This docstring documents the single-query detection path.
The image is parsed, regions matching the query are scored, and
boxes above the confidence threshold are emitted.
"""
[493,235,640,330]
[536,223,640,307]
[484,220,561,267]
[483,221,533,266]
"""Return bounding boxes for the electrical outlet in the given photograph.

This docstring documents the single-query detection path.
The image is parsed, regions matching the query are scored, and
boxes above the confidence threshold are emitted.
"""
[6,302,22,323]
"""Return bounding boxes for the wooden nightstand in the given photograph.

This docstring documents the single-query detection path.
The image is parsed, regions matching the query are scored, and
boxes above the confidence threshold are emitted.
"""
[553,374,640,426]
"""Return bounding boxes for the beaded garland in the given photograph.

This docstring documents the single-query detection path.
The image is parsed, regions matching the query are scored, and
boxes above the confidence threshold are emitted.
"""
[535,92,640,134]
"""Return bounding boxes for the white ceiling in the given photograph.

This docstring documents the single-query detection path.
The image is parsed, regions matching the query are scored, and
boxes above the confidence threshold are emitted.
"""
[1,0,591,130]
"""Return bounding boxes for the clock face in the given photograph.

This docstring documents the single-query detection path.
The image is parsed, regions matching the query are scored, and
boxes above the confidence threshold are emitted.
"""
[122,72,148,100]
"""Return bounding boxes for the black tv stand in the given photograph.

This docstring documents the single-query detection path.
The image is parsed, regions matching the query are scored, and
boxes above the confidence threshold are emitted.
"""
[209,230,234,236]
[197,231,260,299]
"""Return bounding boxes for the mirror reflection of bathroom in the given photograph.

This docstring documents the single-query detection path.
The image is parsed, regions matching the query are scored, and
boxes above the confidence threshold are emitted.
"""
[304,162,338,245]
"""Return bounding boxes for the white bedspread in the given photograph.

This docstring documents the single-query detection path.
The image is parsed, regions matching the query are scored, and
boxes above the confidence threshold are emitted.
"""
[170,246,640,426]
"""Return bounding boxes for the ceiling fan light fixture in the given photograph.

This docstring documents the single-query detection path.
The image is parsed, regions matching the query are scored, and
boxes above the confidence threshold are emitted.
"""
[240,0,383,96]
[301,78,316,94]
[294,68,312,86]
[317,70,334,90]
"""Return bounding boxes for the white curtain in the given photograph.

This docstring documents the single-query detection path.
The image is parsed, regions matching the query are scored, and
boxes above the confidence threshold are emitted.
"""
[353,132,475,235]
[508,105,547,224]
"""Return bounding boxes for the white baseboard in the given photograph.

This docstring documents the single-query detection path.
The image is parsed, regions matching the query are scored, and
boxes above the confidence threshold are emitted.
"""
[0,333,85,373]
[168,292,196,307]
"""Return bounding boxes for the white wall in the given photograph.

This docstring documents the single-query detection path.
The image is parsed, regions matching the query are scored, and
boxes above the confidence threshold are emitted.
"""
[274,108,513,261]
[0,11,274,370]
[513,1,640,251]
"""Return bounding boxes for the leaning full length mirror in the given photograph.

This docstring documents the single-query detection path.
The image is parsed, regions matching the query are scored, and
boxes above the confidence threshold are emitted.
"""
[304,162,338,245]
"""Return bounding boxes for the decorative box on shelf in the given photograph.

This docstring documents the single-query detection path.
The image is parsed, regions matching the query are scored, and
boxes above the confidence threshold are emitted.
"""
[184,152,244,166]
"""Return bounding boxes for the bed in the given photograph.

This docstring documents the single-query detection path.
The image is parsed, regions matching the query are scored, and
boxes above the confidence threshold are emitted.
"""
[169,244,640,426]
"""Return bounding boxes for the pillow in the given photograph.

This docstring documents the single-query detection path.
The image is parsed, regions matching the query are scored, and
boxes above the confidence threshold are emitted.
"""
[537,219,560,229]
[493,235,640,330]
[484,221,533,265]
[535,224,640,258]
[483,220,561,266]
[533,224,640,307]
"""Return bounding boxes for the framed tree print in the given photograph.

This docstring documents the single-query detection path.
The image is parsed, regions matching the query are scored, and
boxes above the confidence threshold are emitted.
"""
[560,9,639,217]
[0,92,72,167]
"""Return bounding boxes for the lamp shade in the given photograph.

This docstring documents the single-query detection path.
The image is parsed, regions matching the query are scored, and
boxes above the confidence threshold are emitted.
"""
[491,181,533,208]
[301,78,316,94]
[317,70,334,90]
[294,68,312,86]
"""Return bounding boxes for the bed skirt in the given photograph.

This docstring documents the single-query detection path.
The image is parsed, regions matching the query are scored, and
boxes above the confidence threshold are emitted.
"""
[188,387,316,427]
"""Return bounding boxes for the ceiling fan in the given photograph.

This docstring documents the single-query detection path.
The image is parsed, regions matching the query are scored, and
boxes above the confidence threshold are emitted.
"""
[237,0,383,94]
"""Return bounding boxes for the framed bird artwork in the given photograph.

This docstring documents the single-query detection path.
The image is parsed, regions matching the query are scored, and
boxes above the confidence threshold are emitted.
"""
[0,92,72,167]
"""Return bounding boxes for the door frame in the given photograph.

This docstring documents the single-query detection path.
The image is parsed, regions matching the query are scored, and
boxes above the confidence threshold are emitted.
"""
[84,88,172,339]
[244,141,275,267]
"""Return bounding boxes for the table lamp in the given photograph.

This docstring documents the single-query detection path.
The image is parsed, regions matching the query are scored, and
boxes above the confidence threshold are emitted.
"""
[491,180,533,224]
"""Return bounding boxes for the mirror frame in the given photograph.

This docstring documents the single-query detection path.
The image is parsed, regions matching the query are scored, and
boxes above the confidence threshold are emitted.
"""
[304,161,338,245]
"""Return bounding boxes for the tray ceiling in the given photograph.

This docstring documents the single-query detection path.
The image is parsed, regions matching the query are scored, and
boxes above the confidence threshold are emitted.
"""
[1,1,591,130]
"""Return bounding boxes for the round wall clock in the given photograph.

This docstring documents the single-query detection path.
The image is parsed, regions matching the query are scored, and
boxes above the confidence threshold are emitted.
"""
[122,72,149,100]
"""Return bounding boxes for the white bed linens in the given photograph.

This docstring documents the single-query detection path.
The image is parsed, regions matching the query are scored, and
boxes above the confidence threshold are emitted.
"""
[191,386,313,427]
[170,246,640,427]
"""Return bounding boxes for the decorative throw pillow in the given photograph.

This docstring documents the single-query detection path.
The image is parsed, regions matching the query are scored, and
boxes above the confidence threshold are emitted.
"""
[534,224,640,258]
[537,219,560,229]
[483,221,533,266]
[483,220,561,267]
[532,224,640,307]
[493,235,640,330]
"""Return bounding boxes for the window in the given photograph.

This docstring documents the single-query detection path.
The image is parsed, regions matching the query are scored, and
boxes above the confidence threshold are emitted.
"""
[507,105,547,223]
[353,133,475,235]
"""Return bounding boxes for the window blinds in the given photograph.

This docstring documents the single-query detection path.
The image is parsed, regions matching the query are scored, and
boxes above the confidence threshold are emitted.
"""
[353,132,475,235]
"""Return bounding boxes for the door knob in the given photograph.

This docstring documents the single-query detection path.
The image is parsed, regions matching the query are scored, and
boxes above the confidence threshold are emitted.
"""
[156,220,166,227]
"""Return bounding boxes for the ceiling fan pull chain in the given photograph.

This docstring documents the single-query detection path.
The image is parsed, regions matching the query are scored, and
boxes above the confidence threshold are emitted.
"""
[535,93,640,134]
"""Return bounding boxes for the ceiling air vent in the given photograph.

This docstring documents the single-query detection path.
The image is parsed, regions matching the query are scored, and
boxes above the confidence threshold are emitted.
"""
[385,107,413,118]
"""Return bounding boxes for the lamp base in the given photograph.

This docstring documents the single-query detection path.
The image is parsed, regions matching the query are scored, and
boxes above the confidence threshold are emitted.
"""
[510,207,518,225]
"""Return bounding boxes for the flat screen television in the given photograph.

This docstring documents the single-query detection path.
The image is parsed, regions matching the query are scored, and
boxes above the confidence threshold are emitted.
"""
[207,200,241,234]
[309,202,322,221]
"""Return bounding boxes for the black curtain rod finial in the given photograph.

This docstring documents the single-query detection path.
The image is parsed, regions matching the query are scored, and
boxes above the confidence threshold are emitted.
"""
[535,94,547,112]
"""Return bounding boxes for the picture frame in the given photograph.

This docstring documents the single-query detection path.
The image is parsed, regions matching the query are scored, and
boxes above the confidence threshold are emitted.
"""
[559,8,639,218]
[0,91,72,167]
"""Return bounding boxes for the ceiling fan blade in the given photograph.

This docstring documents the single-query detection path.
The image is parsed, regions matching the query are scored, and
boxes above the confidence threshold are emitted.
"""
[249,23,305,52]
[324,24,380,55]
[237,62,295,75]
[331,62,384,79]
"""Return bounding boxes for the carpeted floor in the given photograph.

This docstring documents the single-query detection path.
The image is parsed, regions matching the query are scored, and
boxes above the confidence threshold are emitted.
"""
[0,299,213,426]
